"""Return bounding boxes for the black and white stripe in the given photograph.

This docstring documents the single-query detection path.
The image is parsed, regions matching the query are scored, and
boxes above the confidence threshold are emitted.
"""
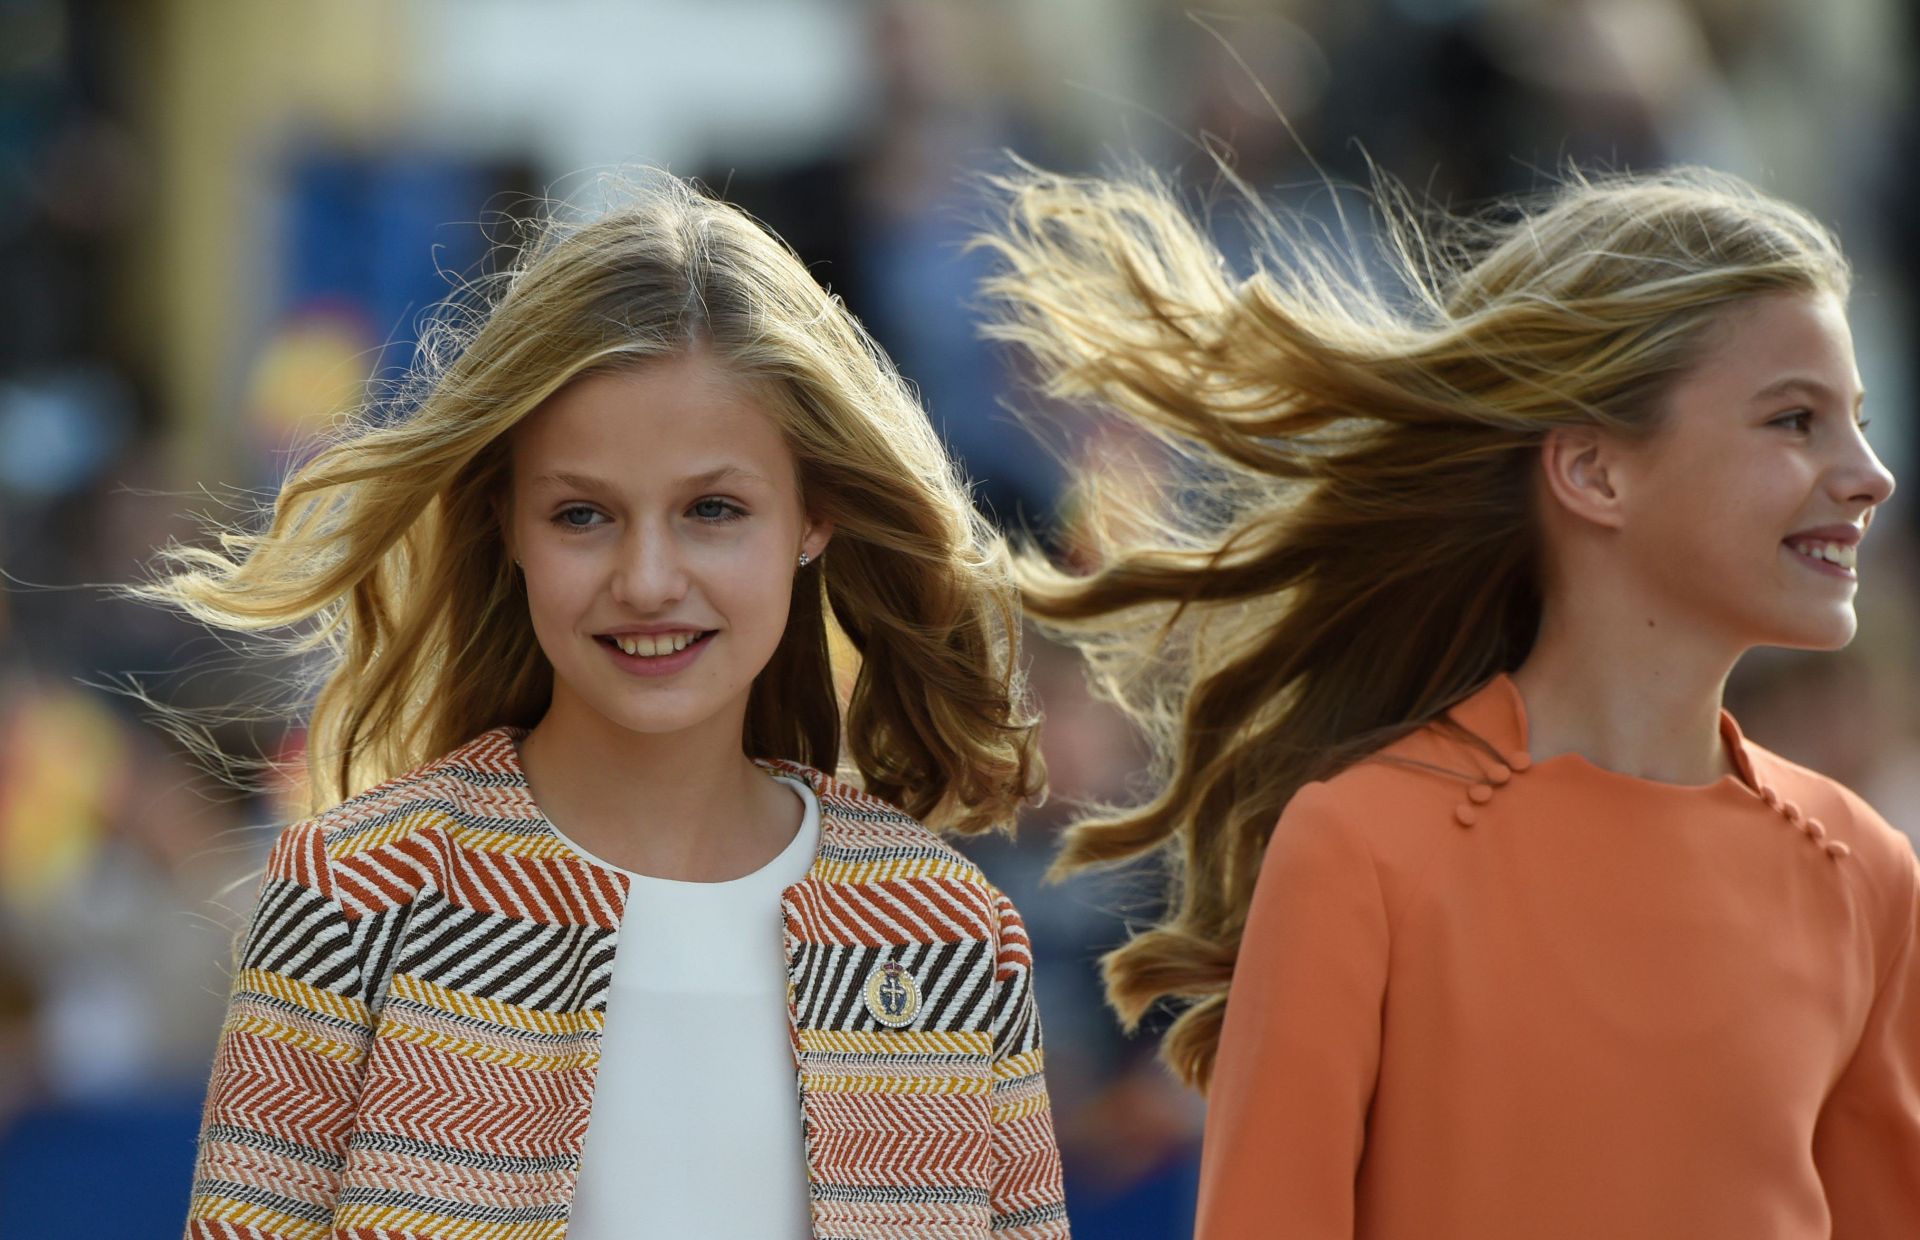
[199,1124,347,1172]
[989,960,1039,1059]
[346,1129,578,1175]
[347,904,409,1012]
[792,938,996,1033]
[239,877,360,995]
[393,891,616,1012]
[333,1186,570,1225]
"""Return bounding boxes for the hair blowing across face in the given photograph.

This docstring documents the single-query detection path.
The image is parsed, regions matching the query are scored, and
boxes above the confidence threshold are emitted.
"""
[135,173,1042,832]
[976,164,1849,1089]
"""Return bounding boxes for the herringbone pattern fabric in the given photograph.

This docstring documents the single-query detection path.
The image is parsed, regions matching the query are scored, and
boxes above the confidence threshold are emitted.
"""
[185,728,1067,1239]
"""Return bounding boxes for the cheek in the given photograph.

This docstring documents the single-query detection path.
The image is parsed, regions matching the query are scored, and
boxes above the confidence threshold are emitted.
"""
[1626,445,1798,567]
[712,541,798,633]
[520,548,599,635]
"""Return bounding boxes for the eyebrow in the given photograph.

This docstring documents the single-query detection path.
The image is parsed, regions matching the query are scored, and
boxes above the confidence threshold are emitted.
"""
[1751,375,1866,409]
[530,465,770,491]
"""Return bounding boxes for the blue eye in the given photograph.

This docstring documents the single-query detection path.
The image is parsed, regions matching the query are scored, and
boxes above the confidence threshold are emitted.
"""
[691,497,745,523]
[553,505,605,531]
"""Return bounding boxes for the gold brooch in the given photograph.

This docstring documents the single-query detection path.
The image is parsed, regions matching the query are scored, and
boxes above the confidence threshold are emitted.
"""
[863,960,921,1027]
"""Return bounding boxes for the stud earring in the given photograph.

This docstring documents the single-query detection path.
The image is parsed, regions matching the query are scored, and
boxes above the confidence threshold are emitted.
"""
[797,551,811,568]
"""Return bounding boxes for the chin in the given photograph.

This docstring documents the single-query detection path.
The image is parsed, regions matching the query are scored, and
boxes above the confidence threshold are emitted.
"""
[551,673,715,738]
[1758,609,1859,652]
[598,700,726,737]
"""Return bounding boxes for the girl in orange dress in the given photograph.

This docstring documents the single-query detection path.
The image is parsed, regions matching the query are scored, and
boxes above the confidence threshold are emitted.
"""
[978,167,1916,1238]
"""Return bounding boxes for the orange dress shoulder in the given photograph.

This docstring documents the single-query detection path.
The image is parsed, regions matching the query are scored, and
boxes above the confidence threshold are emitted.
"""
[1196,674,1920,1240]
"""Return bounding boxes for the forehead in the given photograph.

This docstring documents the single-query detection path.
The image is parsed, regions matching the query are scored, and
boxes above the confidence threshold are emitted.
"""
[510,353,796,489]
[1671,290,1860,406]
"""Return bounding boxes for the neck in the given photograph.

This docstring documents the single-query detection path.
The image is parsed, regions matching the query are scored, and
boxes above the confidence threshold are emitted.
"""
[1512,588,1741,787]
[516,691,798,880]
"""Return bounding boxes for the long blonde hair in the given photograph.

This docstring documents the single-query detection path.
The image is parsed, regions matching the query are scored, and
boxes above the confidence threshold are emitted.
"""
[977,165,1848,1088]
[138,173,1042,830]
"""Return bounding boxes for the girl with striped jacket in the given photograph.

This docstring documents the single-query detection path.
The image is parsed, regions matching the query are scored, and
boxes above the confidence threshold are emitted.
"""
[154,173,1069,1239]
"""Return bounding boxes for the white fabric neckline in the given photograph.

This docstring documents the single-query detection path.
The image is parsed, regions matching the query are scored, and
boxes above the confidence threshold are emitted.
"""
[542,772,819,889]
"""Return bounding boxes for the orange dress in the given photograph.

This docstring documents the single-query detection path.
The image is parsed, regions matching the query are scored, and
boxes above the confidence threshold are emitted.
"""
[1197,673,1920,1240]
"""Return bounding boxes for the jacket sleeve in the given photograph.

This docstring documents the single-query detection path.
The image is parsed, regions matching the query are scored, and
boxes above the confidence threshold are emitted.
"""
[184,817,375,1240]
[986,885,1072,1238]
[1813,840,1920,1239]
[1194,780,1389,1240]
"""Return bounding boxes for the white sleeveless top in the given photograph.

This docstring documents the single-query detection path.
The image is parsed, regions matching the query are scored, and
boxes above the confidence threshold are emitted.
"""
[548,774,820,1239]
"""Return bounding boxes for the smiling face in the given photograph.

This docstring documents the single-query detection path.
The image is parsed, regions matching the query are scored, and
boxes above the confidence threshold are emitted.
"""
[503,351,831,744]
[1607,290,1897,651]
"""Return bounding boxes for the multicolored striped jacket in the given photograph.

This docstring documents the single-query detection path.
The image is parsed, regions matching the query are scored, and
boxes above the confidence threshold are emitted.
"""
[184,726,1070,1239]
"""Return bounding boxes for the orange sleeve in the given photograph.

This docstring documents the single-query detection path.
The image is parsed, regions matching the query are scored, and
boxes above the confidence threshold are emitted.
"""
[1813,841,1920,1239]
[1194,780,1389,1240]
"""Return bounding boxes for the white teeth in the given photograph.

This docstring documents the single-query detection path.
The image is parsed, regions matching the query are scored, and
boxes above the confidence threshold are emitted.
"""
[1789,540,1858,571]
[611,632,700,657]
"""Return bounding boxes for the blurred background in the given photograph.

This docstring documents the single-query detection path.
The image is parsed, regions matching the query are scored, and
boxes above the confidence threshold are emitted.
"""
[2,0,1917,1235]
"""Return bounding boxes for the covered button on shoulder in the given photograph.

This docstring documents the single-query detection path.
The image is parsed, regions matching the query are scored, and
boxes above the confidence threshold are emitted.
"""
[1454,804,1479,828]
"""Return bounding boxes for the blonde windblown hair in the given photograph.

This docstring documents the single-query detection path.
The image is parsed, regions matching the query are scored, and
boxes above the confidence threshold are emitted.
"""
[977,165,1849,1088]
[138,173,1042,830]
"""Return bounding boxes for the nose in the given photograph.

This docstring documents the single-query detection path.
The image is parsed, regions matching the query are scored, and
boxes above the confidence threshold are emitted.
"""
[609,519,689,610]
[1836,430,1897,514]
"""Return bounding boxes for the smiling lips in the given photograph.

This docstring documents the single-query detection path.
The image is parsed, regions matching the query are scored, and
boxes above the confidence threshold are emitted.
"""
[601,631,710,658]
[1785,537,1858,572]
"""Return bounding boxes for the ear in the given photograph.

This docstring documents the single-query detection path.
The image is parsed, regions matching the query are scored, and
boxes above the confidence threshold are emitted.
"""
[801,516,835,563]
[1538,427,1630,532]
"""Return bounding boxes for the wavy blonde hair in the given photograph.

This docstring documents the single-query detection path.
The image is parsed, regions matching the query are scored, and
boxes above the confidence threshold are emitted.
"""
[137,173,1042,830]
[977,165,1848,1088]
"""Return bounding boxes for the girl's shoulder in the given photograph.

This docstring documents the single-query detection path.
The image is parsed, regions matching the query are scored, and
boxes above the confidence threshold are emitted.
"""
[1270,690,1569,868]
[1742,740,1920,901]
[757,757,1017,906]
[292,726,533,862]
[1278,718,1498,840]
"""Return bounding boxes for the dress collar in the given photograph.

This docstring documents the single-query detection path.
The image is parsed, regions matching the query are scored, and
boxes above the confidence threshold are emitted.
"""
[1444,671,1762,795]
[1437,674,1847,858]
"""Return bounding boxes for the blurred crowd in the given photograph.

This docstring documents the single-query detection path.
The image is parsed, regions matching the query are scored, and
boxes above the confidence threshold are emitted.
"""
[3,1,1916,1235]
